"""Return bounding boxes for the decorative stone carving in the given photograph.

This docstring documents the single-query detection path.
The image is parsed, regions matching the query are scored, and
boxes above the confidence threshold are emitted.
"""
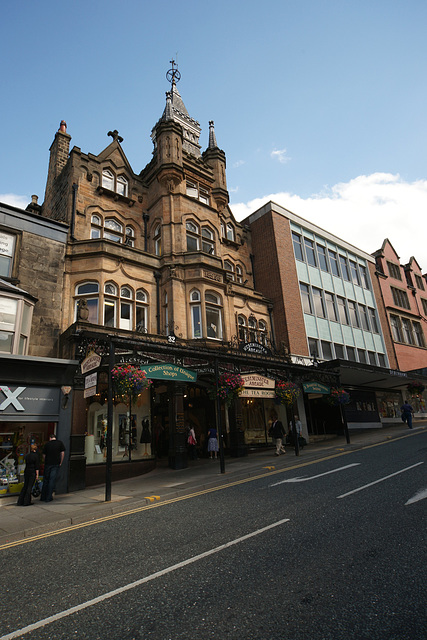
[77,298,89,322]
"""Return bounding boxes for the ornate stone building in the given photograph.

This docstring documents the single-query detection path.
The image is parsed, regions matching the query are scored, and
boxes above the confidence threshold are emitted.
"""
[40,66,325,485]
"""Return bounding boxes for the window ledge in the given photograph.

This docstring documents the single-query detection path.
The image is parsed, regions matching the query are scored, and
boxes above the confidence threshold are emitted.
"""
[96,186,136,207]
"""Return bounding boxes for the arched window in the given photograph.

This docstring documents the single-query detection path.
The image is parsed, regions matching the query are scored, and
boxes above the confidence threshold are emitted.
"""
[186,221,200,251]
[236,265,243,284]
[136,289,148,333]
[154,224,162,256]
[75,282,99,323]
[119,286,133,330]
[224,260,234,280]
[91,215,102,239]
[104,282,117,327]
[248,316,257,342]
[116,175,128,197]
[104,219,123,243]
[226,223,235,242]
[102,169,114,191]
[102,169,129,197]
[201,227,215,254]
[238,315,247,342]
[205,292,223,340]
[190,289,202,338]
[125,226,135,247]
[258,320,267,345]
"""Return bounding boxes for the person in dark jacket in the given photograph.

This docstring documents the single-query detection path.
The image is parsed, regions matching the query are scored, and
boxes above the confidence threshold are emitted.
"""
[40,434,65,502]
[17,444,39,506]
[401,401,414,428]
[269,413,286,455]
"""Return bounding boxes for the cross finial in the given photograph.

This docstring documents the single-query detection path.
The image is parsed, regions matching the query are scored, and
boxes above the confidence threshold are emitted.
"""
[107,129,123,143]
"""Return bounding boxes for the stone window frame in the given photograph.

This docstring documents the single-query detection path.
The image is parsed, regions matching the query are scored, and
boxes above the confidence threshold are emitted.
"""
[90,214,135,246]
[102,168,129,197]
[0,228,21,281]
[0,293,35,355]
[189,288,223,340]
[185,179,210,205]
[75,281,148,332]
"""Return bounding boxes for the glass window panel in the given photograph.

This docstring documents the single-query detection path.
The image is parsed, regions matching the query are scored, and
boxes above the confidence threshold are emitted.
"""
[21,303,32,335]
[121,287,132,299]
[102,169,114,190]
[187,234,199,251]
[359,304,370,331]
[136,290,146,302]
[325,292,337,321]
[312,288,325,317]
[206,306,222,339]
[337,297,349,324]
[18,335,27,355]
[368,351,377,365]
[378,354,387,367]
[0,297,17,330]
[91,228,101,239]
[105,283,117,295]
[339,255,350,281]
[328,250,340,277]
[358,349,367,363]
[120,302,132,330]
[226,224,234,241]
[105,219,122,232]
[86,298,98,323]
[0,331,13,352]
[335,344,345,359]
[359,265,370,289]
[317,245,329,271]
[191,290,200,302]
[117,175,128,196]
[369,308,379,333]
[401,318,414,344]
[321,341,333,360]
[308,338,319,358]
[205,292,220,304]
[77,282,99,295]
[348,301,359,327]
[192,304,202,338]
[304,238,317,266]
[136,306,147,332]
[292,233,304,261]
[199,188,209,204]
[413,322,425,347]
[347,346,356,361]
[349,261,361,285]
[390,315,402,342]
[104,300,115,327]
[300,283,312,314]
[0,255,12,277]
[186,181,198,198]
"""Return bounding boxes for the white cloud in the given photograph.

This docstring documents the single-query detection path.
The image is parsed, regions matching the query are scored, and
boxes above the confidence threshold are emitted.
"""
[0,193,30,209]
[231,173,427,271]
[271,148,290,164]
[232,160,246,169]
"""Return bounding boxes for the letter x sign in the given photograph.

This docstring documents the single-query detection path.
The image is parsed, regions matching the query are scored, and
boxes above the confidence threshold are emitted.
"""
[0,386,26,411]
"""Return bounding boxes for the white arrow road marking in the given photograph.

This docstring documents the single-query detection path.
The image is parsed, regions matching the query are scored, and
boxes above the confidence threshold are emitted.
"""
[405,488,427,505]
[0,518,290,640]
[270,463,361,487]
[337,462,424,499]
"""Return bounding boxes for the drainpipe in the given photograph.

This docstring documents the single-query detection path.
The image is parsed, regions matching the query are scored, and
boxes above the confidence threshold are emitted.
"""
[71,183,78,241]
[268,305,276,351]
[250,253,256,289]
[154,271,161,334]
[143,213,149,252]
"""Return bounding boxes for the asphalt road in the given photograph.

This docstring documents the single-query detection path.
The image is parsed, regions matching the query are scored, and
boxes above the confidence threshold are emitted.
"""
[1,432,426,640]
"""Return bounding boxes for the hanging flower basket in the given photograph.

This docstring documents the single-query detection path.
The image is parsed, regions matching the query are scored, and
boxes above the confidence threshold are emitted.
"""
[326,387,350,406]
[275,381,300,405]
[111,365,151,402]
[210,372,244,407]
[406,380,425,396]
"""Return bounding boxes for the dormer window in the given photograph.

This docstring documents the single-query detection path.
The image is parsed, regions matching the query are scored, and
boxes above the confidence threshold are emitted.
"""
[226,223,235,242]
[102,169,129,197]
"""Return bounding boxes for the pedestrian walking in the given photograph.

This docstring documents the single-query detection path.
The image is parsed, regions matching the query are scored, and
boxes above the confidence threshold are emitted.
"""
[269,413,286,455]
[17,444,39,506]
[187,424,198,460]
[207,426,219,459]
[401,401,414,429]
[40,434,65,502]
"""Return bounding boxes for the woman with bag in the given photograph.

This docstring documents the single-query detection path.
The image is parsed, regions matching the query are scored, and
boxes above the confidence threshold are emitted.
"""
[17,444,39,506]
[207,426,219,460]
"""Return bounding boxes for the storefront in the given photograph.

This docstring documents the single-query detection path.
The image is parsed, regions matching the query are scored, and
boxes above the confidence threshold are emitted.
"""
[0,354,76,496]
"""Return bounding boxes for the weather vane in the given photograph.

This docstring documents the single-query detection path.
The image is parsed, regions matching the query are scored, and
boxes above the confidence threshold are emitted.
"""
[166,59,181,85]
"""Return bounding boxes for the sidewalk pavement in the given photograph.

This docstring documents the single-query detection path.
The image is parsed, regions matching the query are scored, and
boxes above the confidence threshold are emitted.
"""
[1,423,425,546]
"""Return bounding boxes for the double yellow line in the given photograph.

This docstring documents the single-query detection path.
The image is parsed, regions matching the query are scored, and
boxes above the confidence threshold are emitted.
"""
[0,432,420,551]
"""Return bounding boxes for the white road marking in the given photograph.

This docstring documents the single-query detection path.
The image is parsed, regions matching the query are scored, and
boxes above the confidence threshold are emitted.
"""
[337,462,424,499]
[0,518,290,640]
[270,463,361,486]
[405,487,427,505]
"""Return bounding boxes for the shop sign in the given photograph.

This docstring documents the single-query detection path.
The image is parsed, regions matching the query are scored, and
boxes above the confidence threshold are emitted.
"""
[0,385,60,419]
[302,382,330,394]
[140,363,198,382]
[240,388,276,398]
[84,373,97,398]
[241,342,270,355]
[81,352,101,374]
[242,374,275,389]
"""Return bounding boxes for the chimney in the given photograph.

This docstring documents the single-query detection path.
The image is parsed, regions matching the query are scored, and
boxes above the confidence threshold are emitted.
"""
[43,120,72,206]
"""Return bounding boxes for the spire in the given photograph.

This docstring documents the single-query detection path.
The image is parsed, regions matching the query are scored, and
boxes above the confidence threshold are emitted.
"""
[208,121,218,149]
[151,61,201,157]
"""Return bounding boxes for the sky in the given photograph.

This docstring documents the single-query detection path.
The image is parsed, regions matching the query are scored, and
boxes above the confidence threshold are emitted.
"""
[1,0,426,269]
